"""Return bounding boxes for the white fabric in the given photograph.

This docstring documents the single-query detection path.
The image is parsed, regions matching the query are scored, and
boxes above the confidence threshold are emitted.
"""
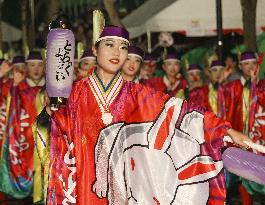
[94,98,223,204]
[26,77,45,87]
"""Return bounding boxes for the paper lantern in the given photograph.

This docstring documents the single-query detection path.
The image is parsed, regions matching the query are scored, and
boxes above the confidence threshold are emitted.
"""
[222,147,265,185]
[46,28,75,110]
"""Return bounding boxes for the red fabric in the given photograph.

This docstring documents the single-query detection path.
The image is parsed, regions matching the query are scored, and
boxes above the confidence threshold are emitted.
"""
[204,111,231,143]
[223,79,265,133]
[6,85,41,189]
[188,85,212,111]
[223,80,244,132]
[188,85,225,119]
[0,192,7,205]
[0,80,12,157]
[48,80,169,205]
[178,162,216,180]
[47,78,230,205]
[239,184,252,205]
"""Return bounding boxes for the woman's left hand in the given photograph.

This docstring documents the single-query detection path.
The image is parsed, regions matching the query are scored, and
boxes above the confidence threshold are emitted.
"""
[227,128,252,149]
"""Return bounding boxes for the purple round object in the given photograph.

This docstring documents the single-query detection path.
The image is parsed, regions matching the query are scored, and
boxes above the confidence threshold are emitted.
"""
[240,51,257,62]
[188,64,201,72]
[12,55,25,65]
[80,49,95,61]
[26,51,43,62]
[164,53,181,62]
[144,54,157,62]
[128,45,144,60]
[46,28,75,98]
[222,147,265,185]
[210,60,225,69]
[96,26,129,44]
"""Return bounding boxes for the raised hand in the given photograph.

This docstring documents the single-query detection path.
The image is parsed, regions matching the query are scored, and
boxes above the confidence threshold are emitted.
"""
[0,61,12,78]
[250,64,260,82]
[13,68,26,86]
[218,65,232,84]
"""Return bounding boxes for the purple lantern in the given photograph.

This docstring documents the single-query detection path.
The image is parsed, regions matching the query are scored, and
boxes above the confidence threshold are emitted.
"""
[222,147,265,185]
[46,28,75,110]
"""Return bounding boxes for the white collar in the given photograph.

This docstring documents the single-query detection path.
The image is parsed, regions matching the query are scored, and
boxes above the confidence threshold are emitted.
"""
[26,77,45,87]
[133,76,140,83]
[163,76,180,91]
[240,76,247,86]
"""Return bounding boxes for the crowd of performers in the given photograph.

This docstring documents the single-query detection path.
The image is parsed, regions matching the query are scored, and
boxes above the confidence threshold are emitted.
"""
[0,24,264,205]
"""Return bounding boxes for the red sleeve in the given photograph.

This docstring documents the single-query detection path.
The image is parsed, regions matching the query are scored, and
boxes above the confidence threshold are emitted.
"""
[52,79,85,134]
[256,80,265,107]
[126,83,170,122]
[204,111,231,143]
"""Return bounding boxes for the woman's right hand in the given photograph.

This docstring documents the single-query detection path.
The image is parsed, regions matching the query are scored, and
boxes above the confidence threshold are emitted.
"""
[219,65,232,84]
[0,61,12,78]
[13,68,26,86]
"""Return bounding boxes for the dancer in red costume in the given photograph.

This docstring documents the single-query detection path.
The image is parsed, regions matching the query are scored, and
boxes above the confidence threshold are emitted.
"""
[40,25,251,205]
[139,53,157,80]
[0,52,45,200]
[143,53,187,97]
[188,60,226,118]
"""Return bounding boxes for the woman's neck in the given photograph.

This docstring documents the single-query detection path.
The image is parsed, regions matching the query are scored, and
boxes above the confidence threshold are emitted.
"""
[95,67,116,87]
[166,75,177,84]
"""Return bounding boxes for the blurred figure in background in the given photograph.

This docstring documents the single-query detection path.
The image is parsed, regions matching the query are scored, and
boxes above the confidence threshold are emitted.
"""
[122,45,144,83]
[225,53,241,83]
[143,52,187,97]
[75,49,96,81]
[140,53,158,80]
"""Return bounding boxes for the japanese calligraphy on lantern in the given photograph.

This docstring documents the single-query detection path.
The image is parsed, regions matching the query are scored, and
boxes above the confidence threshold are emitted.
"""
[46,28,75,98]
[55,40,72,82]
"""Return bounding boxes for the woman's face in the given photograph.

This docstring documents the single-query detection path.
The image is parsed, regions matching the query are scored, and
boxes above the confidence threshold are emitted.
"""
[188,70,201,83]
[142,61,156,76]
[13,63,26,76]
[80,58,96,71]
[122,55,141,77]
[163,60,181,78]
[93,38,128,75]
[209,67,223,83]
[240,60,256,79]
[27,61,44,81]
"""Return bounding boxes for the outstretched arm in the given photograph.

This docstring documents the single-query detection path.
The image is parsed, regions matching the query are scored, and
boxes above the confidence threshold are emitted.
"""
[227,128,252,149]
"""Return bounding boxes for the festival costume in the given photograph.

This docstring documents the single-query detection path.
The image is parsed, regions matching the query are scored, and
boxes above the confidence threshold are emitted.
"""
[0,81,40,198]
[42,69,233,205]
[38,24,240,204]
[0,52,46,200]
[187,62,225,118]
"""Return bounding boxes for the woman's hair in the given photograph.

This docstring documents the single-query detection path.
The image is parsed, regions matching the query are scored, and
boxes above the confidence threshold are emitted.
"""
[94,41,100,49]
